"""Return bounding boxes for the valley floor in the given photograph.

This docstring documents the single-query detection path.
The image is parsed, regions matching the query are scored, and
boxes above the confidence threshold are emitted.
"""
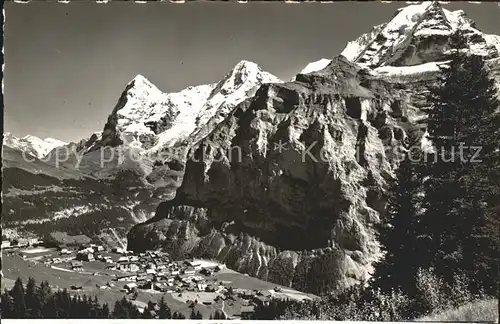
[1,247,315,319]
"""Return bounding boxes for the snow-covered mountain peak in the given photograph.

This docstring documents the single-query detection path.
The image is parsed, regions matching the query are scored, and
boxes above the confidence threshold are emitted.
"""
[299,1,500,76]
[99,60,281,154]
[213,60,281,96]
[3,133,67,158]
[345,1,499,68]
[148,61,282,150]
[128,74,156,90]
[298,58,332,75]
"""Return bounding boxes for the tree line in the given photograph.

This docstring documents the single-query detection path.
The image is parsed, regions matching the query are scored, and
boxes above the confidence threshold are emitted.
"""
[1,277,226,319]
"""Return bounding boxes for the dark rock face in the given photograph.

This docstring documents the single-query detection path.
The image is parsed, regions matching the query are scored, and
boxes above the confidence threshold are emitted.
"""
[127,44,498,294]
[128,57,421,294]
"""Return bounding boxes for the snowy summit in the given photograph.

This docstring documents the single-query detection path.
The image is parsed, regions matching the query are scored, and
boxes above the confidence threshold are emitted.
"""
[3,133,67,158]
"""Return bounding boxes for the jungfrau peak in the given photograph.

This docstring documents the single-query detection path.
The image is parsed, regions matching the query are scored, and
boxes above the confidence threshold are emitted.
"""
[339,1,500,68]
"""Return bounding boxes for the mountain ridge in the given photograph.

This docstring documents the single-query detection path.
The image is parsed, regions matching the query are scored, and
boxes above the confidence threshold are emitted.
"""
[126,1,500,295]
[2,0,499,296]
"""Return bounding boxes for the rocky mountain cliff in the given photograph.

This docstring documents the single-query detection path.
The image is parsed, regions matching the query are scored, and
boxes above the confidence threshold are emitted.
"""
[3,0,498,296]
[126,2,500,295]
[2,61,281,243]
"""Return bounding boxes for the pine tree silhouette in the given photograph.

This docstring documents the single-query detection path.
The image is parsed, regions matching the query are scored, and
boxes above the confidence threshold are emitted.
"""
[11,278,27,318]
[25,277,40,318]
[422,53,500,292]
[158,296,171,319]
[375,129,424,294]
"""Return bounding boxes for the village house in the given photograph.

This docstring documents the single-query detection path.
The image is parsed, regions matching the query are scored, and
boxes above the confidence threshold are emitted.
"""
[78,247,93,254]
[17,239,29,248]
[214,265,226,272]
[182,267,196,276]
[252,295,270,307]
[205,284,217,292]
[259,290,273,298]
[118,262,139,272]
[137,272,148,282]
[1,240,11,249]
[71,261,84,271]
[124,282,138,292]
[118,256,129,263]
[200,268,212,276]
[60,248,72,255]
[116,274,137,282]
[77,252,95,262]
[183,260,202,270]
[197,283,208,291]
[154,282,168,292]
[112,247,126,254]
[138,281,152,290]
[192,276,205,283]
[235,288,255,298]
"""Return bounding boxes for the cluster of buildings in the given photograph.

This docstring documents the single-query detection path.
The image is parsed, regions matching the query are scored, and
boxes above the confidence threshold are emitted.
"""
[3,238,301,319]
[75,244,105,262]
[1,238,43,249]
[112,256,227,295]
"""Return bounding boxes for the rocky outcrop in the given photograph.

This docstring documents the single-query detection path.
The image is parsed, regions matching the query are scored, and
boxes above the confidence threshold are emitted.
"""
[2,61,281,244]
[128,2,500,295]
[127,56,431,294]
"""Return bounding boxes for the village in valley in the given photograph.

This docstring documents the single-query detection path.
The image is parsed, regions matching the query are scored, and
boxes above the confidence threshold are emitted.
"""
[1,237,315,319]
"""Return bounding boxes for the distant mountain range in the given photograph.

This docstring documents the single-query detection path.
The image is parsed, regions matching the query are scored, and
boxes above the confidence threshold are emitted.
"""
[3,1,500,295]
[3,133,67,159]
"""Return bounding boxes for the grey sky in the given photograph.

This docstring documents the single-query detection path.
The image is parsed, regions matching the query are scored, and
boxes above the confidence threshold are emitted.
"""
[4,1,500,143]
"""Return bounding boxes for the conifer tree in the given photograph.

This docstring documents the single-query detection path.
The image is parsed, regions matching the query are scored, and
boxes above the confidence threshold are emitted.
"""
[25,277,39,318]
[422,53,500,292]
[1,288,14,318]
[101,303,110,318]
[37,280,52,314]
[375,129,424,294]
[11,278,27,318]
[447,55,500,294]
[158,296,171,319]
[112,298,127,319]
